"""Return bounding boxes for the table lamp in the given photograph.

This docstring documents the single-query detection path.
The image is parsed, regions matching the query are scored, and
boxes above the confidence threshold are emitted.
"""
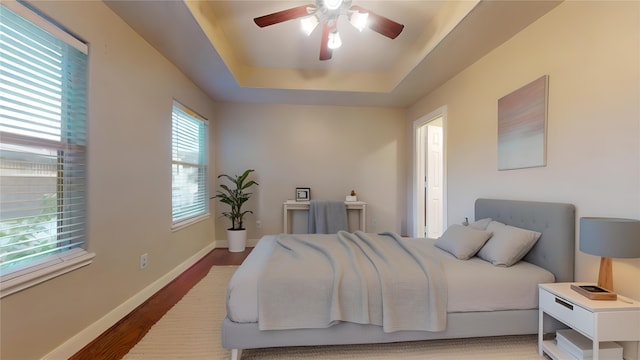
[579,217,640,291]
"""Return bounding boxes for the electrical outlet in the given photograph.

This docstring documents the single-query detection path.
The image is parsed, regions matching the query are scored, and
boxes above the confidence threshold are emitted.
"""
[256,220,262,229]
[139,253,148,270]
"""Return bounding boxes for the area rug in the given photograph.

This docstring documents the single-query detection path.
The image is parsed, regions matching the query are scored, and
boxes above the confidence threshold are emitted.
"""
[123,265,545,360]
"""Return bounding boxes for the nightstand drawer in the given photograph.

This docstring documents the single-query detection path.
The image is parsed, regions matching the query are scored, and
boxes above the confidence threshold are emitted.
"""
[540,290,593,335]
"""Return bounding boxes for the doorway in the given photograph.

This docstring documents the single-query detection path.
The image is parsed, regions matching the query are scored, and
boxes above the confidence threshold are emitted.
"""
[413,108,446,238]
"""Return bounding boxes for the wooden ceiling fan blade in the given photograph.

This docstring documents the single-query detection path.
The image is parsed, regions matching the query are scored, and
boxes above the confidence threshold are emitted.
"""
[351,5,404,39]
[319,22,332,61]
[254,5,314,27]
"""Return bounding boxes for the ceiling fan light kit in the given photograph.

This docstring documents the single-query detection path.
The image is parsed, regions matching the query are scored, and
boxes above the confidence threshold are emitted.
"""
[327,30,342,49]
[254,0,404,60]
[300,15,319,36]
[349,11,368,32]
[323,0,344,11]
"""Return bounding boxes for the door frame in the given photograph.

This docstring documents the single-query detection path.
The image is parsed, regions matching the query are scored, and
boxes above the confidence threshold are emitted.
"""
[412,106,447,238]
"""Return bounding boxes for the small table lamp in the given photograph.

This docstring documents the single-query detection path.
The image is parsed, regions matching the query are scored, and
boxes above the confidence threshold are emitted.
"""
[579,217,640,291]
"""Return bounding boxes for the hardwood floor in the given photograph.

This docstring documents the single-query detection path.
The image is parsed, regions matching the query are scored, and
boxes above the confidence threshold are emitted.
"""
[70,247,252,360]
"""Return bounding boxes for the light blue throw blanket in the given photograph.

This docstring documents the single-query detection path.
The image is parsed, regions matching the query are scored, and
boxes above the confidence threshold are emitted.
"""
[308,200,348,234]
[258,231,447,333]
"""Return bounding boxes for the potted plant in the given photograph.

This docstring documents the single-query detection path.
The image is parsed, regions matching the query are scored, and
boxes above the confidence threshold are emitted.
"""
[212,169,259,252]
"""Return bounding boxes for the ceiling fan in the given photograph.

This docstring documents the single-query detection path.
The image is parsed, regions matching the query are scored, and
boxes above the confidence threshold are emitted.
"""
[253,0,404,61]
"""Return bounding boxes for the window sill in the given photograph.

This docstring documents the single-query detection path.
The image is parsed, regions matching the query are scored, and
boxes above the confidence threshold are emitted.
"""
[0,249,95,298]
[171,213,210,232]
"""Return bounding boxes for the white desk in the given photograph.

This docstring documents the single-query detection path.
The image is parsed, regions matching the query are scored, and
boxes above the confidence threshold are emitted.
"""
[283,200,367,234]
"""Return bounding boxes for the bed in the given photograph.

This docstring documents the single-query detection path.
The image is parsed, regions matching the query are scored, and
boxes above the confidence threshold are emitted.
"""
[221,199,575,360]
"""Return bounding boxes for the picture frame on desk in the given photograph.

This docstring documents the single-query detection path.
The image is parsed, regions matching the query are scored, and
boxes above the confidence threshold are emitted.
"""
[295,187,310,201]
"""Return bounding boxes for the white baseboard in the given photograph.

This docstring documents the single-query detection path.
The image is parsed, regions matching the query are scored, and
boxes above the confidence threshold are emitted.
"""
[42,241,217,360]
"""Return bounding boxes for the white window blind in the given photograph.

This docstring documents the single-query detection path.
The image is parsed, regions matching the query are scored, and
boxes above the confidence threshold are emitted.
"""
[0,2,92,296]
[171,101,209,227]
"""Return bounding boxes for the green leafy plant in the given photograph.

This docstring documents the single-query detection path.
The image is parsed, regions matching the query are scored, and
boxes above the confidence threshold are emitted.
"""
[212,169,259,230]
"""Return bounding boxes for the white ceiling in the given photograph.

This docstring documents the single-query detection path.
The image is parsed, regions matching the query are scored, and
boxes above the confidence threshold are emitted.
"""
[105,0,562,107]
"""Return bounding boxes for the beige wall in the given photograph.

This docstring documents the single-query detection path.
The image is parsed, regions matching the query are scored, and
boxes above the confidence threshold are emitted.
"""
[0,2,216,359]
[212,103,407,240]
[407,1,640,300]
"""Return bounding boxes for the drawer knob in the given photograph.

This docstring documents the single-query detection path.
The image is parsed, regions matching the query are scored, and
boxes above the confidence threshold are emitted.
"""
[555,297,573,310]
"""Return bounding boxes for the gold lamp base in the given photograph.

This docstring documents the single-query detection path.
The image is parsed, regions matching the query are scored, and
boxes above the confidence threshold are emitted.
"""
[570,257,617,301]
[597,257,613,291]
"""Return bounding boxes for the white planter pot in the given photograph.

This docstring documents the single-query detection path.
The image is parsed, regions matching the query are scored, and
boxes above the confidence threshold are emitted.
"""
[227,229,246,252]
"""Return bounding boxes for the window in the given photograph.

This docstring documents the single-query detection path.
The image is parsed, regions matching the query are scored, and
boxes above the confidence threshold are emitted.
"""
[171,101,209,228]
[0,2,93,297]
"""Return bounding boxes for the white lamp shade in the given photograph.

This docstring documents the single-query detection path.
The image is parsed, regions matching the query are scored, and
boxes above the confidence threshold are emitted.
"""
[327,31,342,49]
[350,11,368,32]
[301,16,319,36]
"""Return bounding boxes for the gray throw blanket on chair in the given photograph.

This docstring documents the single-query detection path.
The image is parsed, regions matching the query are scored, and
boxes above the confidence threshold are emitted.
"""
[308,200,348,234]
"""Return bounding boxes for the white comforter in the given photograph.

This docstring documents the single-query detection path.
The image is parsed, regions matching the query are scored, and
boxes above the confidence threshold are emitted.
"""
[257,231,446,333]
[227,234,555,325]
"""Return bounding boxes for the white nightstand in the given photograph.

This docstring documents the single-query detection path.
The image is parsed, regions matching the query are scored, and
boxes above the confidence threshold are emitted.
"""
[538,283,640,360]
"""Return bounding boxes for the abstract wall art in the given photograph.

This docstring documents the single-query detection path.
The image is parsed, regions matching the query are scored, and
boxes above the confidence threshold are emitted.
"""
[497,75,548,170]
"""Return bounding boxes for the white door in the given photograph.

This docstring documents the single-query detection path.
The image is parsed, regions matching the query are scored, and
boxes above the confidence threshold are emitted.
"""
[426,124,443,238]
[413,109,445,238]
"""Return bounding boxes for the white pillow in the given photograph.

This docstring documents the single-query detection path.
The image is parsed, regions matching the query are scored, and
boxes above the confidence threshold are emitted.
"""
[468,217,492,230]
[435,224,493,260]
[477,221,541,266]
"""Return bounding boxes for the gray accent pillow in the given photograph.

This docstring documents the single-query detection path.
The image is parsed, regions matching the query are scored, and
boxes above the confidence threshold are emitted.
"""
[477,221,542,266]
[435,224,493,260]
[468,217,492,230]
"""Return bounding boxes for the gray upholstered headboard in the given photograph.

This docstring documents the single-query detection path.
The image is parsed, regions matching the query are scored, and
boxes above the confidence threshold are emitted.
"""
[475,199,575,282]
